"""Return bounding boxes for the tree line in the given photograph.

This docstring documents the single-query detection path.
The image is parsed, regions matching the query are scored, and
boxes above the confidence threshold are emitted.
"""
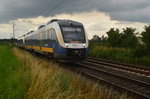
[91,25,150,57]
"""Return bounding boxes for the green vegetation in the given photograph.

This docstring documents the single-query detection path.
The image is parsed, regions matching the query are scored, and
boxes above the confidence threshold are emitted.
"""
[89,43,150,66]
[14,47,129,99]
[0,43,130,98]
[141,25,150,49]
[0,25,149,98]
[106,27,138,48]
[90,25,150,67]
[3,26,150,98]
[0,43,28,99]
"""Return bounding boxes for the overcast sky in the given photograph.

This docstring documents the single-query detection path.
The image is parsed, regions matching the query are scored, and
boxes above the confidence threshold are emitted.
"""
[0,0,149,39]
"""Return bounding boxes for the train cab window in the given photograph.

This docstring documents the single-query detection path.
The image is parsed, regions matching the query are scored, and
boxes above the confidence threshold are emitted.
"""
[61,26,85,43]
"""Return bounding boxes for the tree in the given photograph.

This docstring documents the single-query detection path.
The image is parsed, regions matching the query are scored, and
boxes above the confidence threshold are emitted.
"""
[141,25,150,49]
[92,35,101,41]
[101,35,107,42]
[106,27,138,48]
[106,28,120,47]
[121,27,138,48]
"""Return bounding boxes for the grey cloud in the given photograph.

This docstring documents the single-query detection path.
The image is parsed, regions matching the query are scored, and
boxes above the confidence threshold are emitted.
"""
[0,0,150,23]
[109,6,150,23]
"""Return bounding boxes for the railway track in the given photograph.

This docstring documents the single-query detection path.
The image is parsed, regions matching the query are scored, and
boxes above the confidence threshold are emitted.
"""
[87,57,150,77]
[74,58,150,99]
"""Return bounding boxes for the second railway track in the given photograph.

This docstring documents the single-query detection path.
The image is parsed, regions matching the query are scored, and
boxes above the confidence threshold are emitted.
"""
[86,57,150,77]
[73,58,150,99]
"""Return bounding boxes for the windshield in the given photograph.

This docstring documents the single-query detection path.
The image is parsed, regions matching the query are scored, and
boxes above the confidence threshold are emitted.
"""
[61,27,86,43]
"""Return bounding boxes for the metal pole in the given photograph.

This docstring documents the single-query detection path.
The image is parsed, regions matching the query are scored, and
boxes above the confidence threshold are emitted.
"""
[12,22,15,43]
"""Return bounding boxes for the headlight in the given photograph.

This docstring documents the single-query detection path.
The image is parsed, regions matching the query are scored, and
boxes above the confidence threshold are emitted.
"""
[65,44,68,47]
[83,44,86,47]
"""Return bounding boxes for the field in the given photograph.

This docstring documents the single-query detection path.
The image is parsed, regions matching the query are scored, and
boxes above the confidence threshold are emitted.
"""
[89,42,150,67]
[0,43,130,99]
[0,43,28,98]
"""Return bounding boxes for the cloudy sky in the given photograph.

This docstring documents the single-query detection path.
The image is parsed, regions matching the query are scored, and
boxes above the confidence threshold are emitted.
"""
[0,0,149,39]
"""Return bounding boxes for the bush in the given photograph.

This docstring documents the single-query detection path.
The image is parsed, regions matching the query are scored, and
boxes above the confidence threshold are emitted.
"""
[89,43,150,67]
[133,45,147,57]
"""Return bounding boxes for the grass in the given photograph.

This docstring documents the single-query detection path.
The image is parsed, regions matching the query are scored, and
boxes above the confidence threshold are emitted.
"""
[0,43,28,99]
[0,43,131,99]
[13,47,130,99]
[89,42,150,67]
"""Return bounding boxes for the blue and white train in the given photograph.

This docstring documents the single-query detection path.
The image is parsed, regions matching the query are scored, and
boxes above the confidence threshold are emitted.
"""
[17,19,88,62]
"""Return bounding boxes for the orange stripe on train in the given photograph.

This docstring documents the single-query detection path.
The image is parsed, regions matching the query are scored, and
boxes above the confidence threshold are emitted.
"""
[41,47,53,53]
[25,46,53,53]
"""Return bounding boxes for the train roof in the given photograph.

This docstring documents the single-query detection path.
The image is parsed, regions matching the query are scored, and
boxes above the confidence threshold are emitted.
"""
[47,19,83,26]
[18,19,83,39]
[38,25,45,29]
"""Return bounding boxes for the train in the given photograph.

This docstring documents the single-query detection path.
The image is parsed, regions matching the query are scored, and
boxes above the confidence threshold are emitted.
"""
[16,19,89,62]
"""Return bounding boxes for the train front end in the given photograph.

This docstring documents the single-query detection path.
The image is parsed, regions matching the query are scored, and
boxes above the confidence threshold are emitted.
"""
[54,20,88,62]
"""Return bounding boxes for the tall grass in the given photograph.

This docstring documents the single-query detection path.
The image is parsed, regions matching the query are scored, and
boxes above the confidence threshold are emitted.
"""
[89,43,150,67]
[13,48,130,99]
[89,45,132,62]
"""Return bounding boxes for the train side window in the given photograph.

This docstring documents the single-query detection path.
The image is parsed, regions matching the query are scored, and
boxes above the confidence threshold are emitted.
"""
[43,31,45,40]
[43,31,46,40]
[36,34,37,40]
[36,34,38,40]
[51,29,54,41]
[52,29,57,42]
[30,36,31,43]
[42,32,44,40]
[47,31,49,39]
[38,33,39,40]
[29,36,30,45]
[40,32,42,40]
[42,32,43,40]
[48,29,51,39]
[45,31,47,40]
[46,30,49,39]
[39,33,41,40]
[35,34,37,45]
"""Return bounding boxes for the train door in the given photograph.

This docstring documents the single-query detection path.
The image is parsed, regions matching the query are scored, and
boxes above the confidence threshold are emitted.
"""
[51,29,57,53]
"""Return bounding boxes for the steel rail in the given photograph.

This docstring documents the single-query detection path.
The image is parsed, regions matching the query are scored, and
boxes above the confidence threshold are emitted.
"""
[76,62,150,99]
[86,58,150,76]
